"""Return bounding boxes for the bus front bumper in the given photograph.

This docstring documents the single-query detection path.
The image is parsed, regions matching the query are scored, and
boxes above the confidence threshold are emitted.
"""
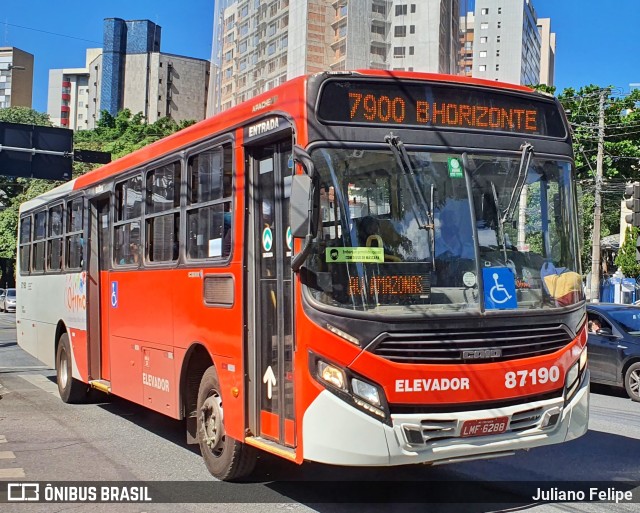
[302,370,589,466]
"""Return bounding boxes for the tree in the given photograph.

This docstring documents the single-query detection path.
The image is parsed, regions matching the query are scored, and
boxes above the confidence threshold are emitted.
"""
[615,226,640,278]
[0,106,52,126]
[555,86,640,270]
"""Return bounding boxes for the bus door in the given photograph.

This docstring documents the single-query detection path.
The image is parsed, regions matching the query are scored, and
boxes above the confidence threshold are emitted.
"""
[246,134,295,448]
[87,195,111,382]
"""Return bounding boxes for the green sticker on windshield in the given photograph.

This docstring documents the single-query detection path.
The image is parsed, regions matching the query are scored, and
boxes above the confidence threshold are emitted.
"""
[326,247,384,263]
[448,157,463,178]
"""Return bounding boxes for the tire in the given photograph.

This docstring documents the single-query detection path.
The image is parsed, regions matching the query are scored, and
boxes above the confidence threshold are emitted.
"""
[56,333,89,403]
[197,366,256,481]
[624,362,640,402]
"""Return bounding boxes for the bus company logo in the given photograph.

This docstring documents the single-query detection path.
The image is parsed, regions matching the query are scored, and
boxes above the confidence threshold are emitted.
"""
[248,117,280,138]
[462,348,502,360]
[142,373,170,392]
[7,483,39,501]
[251,95,278,113]
[65,272,87,313]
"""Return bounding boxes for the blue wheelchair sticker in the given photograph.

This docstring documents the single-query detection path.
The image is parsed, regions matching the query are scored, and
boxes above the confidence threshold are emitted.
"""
[483,267,517,310]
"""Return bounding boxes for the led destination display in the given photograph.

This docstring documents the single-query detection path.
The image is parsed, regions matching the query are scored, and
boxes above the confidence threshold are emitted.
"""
[317,80,566,137]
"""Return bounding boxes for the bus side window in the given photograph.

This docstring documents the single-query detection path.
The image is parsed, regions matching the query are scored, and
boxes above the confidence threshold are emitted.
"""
[186,144,233,260]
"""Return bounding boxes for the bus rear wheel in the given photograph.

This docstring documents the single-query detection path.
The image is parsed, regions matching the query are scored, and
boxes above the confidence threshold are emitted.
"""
[56,333,89,403]
[197,366,256,481]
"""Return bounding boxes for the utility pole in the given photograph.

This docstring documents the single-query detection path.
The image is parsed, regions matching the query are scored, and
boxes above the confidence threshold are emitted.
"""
[589,89,608,302]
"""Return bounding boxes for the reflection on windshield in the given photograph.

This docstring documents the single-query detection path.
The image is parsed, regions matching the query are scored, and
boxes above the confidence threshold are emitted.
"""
[608,309,640,335]
[304,147,582,314]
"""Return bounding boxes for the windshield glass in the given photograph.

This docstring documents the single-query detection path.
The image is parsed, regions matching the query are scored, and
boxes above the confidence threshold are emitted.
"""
[7,289,15,298]
[607,308,640,335]
[304,147,582,314]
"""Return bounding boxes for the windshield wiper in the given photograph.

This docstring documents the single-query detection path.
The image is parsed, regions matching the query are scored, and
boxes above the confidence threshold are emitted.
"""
[502,142,534,224]
[385,133,435,266]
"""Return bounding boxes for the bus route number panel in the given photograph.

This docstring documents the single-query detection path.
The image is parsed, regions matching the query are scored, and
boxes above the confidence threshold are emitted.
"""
[317,80,566,138]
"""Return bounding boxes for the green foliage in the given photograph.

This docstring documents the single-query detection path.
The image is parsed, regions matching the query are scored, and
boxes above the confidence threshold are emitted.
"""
[75,109,195,159]
[615,226,640,277]
[0,106,52,126]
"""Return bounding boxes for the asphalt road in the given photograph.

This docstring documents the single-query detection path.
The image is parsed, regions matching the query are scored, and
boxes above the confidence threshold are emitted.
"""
[0,312,639,513]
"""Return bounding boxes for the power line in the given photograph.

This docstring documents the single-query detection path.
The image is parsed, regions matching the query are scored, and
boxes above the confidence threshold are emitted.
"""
[1,21,101,44]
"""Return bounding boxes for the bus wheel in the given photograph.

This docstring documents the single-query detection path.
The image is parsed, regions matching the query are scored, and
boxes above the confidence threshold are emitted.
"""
[56,333,88,403]
[624,362,640,402]
[197,366,256,481]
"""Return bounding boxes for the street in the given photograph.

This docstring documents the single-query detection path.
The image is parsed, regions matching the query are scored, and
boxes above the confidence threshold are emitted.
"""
[0,312,639,512]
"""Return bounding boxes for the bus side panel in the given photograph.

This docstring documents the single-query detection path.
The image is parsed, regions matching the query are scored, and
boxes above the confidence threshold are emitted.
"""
[172,264,246,441]
[17,273,88,374]
[106,269,175,411]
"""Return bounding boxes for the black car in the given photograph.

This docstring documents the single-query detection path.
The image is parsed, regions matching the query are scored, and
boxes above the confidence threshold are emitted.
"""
[586,303,640,401]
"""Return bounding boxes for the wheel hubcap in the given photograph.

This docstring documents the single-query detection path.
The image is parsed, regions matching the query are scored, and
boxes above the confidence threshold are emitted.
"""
[630,370,640,396]
[200,391,224,456]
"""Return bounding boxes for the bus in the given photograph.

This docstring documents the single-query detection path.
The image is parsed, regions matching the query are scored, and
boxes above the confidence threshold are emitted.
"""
[16,70,589,481]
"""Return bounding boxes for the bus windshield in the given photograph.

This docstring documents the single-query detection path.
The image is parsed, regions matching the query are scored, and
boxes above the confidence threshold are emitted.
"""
[305,146,582,314]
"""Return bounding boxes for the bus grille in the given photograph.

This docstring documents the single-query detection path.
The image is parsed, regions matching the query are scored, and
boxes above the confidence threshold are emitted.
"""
[370,324,573,364]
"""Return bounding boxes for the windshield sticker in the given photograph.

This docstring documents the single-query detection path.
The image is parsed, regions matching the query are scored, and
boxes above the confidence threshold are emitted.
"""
[326,247,384,263]
[447,157,463,178]
[483,267,517,310]
[463,272,477,288]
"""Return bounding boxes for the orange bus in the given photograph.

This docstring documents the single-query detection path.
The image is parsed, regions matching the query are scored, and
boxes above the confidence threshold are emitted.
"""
[17,71,589,481]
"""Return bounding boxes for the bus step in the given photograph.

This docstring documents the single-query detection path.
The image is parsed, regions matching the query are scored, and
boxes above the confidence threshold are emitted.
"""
[89,380,112,394]
[245,436,296,461]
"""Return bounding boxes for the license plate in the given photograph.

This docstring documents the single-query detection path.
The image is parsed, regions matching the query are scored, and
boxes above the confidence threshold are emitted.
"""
[461,416,509,437]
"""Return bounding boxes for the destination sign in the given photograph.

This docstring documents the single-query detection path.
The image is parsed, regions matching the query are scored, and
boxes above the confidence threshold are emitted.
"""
[317,80,566,137]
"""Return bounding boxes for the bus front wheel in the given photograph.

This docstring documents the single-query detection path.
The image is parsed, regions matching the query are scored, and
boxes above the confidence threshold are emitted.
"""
[197,366,256,481]
[56,333,88,403]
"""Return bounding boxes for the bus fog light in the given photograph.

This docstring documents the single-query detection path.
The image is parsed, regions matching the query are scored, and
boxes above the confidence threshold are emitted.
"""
[351,378,381,407]
[317,361,346,390]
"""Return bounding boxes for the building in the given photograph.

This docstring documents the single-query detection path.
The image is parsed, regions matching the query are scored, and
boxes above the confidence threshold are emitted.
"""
[0,47,34,109]
[472,0,543,86]
[459,11,474,77]
[48,19,210,130]
[208,0,465,115]
[47,49,101,130]
[537,18,555,87]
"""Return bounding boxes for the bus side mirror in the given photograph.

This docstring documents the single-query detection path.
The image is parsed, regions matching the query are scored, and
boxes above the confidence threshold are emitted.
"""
[290,174,312,238]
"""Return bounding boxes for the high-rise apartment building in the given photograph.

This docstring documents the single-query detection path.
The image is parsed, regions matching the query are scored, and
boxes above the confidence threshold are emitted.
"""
[0,47,34,109]
[459,12,474,77]
[472,0,542,85]
[48,49,101,130]
[48,19,210,130]
[208,0,464,115]
[537,18,555,87]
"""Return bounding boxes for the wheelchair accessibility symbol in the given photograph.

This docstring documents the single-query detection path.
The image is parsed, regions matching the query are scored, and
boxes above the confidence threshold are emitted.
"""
[483,267,517,310]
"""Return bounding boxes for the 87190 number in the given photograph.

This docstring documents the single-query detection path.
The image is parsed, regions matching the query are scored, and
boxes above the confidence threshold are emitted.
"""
[504,366,560,389]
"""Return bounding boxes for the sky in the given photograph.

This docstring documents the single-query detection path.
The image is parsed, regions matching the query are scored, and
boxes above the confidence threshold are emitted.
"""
[2,0,639,113]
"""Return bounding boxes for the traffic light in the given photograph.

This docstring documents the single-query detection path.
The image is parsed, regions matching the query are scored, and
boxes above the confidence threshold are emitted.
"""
[624,182,640,227]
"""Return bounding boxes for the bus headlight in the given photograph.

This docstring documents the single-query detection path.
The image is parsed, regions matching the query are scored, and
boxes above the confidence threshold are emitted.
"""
[352,378,381,407]
[310,353,390,424]
[317,360,346,390]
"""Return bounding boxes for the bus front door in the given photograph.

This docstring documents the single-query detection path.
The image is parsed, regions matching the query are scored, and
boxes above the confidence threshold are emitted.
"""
[248,138,295,448]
